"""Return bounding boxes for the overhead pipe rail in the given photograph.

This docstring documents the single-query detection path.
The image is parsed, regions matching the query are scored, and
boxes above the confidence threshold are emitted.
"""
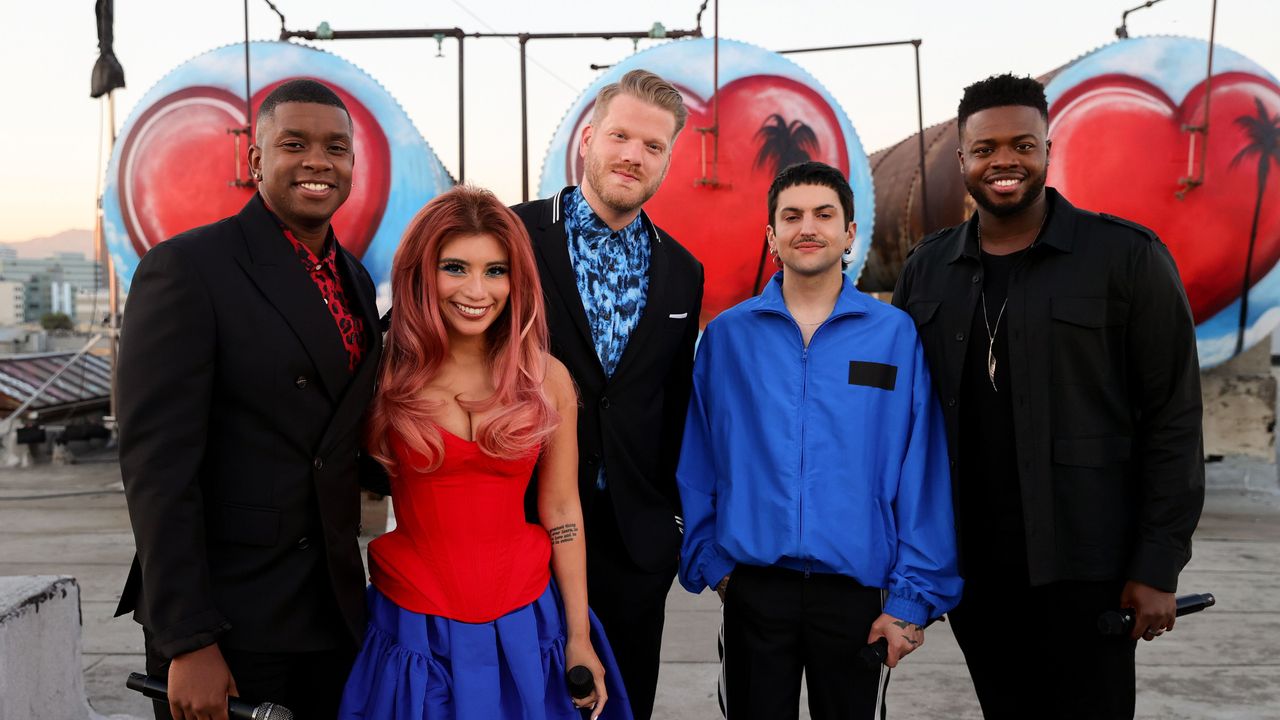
[775,39,930,228]
[745,39,929,296]
[273,8,704,198]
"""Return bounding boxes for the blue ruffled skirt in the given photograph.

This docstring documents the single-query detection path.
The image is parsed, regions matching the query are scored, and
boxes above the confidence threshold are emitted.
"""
[338,582,633,720]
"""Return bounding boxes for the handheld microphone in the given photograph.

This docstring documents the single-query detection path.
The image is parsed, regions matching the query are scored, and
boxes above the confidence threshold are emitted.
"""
[856,637,889,669]
[126,673,294,720]
[1097,592,1216,636]
[566,665,594,699]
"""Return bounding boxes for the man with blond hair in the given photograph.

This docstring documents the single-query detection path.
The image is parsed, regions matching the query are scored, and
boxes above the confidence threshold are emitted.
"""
[513,68,704,719]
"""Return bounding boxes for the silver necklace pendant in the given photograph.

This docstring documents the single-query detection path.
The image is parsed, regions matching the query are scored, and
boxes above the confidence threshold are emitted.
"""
[980,291,1006,393]
[987,337,998,390]
[977,222,1013,393]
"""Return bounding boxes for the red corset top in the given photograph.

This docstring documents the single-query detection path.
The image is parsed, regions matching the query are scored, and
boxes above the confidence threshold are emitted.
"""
[367,428,549,623]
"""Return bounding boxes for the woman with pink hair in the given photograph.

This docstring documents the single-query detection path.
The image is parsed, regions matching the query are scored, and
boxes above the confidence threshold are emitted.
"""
[339,186,630,720]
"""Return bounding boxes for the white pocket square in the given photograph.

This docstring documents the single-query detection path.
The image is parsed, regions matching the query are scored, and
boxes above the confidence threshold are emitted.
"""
[669,312,688,319]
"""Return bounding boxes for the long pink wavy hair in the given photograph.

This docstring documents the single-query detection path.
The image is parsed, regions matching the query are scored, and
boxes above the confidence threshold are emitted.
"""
[367,185,559,475]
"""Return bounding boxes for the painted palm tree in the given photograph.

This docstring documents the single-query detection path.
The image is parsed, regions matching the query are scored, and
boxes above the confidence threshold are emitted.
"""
[754,114,820,174]
[1231,97,1280,355]
[753,115,822,294]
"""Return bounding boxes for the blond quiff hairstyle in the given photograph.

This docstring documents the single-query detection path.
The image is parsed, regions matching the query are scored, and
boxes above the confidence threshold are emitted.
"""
[590,69,688,138]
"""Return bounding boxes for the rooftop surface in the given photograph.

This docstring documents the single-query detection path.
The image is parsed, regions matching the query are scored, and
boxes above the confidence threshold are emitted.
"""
[1,450,1277,719]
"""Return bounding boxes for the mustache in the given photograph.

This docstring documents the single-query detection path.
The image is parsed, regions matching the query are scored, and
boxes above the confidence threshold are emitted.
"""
[609,163,643,178]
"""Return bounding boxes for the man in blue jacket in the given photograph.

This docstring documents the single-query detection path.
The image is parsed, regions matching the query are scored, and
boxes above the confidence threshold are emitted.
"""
[678,161,961,719]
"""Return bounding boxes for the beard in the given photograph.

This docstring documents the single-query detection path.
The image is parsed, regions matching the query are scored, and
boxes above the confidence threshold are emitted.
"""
[965,170,1047,219]
[582,150,664,216]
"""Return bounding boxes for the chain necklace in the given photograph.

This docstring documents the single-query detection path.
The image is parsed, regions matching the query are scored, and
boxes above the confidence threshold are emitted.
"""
[977,215,1046,392]
[787,304,833,326]
[978,224,1008,392]
[981,293,1007,392]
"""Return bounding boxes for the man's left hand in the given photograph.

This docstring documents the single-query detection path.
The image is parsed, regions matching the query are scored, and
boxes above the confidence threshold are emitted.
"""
[867,613,924,668]
[1121,580,1176,641]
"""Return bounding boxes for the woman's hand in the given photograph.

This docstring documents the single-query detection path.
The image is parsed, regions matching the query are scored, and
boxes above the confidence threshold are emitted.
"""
[565,635,608,719]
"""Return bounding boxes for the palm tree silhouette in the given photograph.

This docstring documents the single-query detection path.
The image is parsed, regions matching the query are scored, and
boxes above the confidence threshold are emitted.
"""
[1231,97,1280,355]
[752,115,823,294]
[754,114,820,174]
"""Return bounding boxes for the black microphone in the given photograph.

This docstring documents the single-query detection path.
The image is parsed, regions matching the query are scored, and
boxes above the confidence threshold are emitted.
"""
[566,665,594,699]
[856,637,889,669]
[126,673,294,720]
[1097,592,1216,636]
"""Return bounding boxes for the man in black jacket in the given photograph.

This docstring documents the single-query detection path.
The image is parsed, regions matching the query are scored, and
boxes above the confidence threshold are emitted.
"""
[893,74,1203,719]
[116,79,382,720]
[512,68,704,720]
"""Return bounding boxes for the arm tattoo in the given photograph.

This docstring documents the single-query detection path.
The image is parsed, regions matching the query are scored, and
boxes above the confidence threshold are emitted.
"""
[549,523,580,545]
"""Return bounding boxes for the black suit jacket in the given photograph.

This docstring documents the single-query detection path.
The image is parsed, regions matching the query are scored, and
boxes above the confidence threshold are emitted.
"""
[115,195,383,659]
[512,187,704,573]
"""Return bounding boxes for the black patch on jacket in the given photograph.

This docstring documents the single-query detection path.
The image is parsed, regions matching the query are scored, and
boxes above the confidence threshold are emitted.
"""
[848,361,897,391]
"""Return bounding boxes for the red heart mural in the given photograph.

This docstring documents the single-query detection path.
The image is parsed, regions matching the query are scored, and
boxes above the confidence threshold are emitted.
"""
[568,75,850,324]
[1048,72,1280,323]
[117,80,391,260]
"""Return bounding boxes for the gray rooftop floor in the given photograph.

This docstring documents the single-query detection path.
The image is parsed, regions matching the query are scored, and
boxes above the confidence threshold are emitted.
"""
[2,451,1277,719]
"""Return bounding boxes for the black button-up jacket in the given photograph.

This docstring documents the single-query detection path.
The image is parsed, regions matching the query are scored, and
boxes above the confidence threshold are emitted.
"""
[892,188,1204,591]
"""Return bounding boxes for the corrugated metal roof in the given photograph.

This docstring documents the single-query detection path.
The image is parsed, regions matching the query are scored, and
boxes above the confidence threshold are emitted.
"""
[0,351,111,413]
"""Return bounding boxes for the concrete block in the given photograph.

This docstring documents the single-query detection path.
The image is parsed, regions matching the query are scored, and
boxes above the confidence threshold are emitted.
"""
[0,576,91,719]
[0,576,138,720]
[0,576,89,720]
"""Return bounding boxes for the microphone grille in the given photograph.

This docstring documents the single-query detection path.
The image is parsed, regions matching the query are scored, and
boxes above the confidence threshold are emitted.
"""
[259,703,294,720]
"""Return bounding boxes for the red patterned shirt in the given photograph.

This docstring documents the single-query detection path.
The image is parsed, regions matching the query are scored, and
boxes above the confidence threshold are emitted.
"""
[264,209,368,372]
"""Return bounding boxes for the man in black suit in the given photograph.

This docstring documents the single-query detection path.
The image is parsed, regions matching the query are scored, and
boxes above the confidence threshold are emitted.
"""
[116,79,382,720]
[512,68,704,720]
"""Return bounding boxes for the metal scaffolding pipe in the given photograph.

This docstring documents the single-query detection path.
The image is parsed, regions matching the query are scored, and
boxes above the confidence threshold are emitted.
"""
[281,23,703,200]
[775,38,929,222]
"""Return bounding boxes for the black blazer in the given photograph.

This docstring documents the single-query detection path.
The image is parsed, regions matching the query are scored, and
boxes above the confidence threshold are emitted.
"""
[115,195,382,659]
[512,187,704,573]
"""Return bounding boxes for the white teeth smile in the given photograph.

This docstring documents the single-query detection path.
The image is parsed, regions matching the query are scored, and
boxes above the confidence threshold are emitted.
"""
[992,178,1021,187]
[453,302,488,317]
[299,182,331,192]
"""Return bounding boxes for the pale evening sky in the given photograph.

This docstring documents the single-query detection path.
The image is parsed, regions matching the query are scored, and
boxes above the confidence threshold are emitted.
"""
[2,0,1277,245]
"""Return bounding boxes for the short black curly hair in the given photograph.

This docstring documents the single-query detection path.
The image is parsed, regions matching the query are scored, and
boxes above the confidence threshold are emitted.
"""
[957,74,1048,135]
[256,79,351,139]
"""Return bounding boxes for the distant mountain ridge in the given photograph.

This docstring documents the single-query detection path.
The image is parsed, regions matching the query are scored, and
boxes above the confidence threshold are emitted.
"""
[1,230,95,259]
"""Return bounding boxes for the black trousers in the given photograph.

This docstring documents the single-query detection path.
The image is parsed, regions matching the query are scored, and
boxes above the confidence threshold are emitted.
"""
[585,491,676,720]
[144,630,355,719]
[722,564,886,720]
[948,577,1138,720]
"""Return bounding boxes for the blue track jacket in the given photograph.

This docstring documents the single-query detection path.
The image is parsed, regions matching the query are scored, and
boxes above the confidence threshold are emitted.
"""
[677,273,961,625]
